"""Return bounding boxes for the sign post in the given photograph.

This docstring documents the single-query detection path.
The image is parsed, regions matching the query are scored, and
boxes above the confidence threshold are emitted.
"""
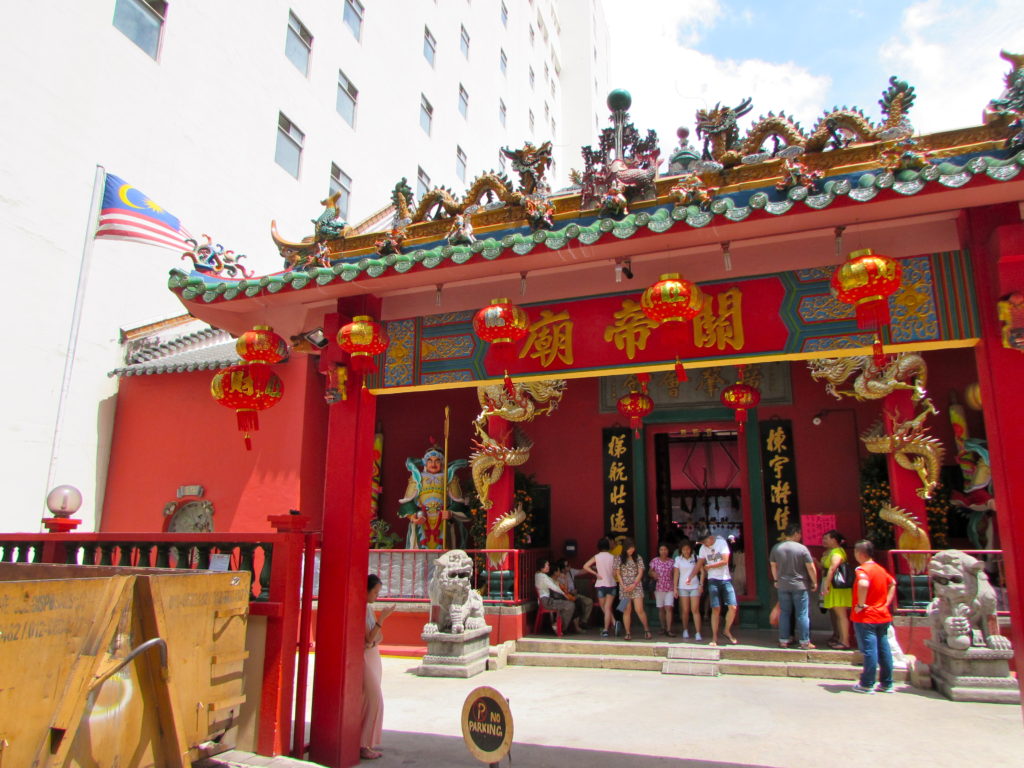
[461,686,513,766]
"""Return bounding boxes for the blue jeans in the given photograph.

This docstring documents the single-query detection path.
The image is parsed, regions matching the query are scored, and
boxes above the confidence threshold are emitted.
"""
[854,621,893,688]
[706,579,736,609]
[777,589,810,645]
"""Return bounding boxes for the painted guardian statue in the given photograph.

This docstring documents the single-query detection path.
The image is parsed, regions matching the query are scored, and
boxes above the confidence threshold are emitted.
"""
[399,445,468,550]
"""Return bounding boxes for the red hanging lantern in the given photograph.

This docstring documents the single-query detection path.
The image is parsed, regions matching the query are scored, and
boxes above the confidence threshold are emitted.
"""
[337,315,390,374]
[617,389,654,438]
[211,363,285,450]
[831,248,902,329]
[641,273,704,382]
[720,377,761,428]
[473,298,530,395]
[236,325,288,364]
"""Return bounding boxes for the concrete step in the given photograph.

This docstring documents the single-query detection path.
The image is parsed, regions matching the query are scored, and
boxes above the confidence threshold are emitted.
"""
[719,658,910,682]
[665,645,720,661]
[516,637,667,657]
[662,659,720,676]
[508,651,663,672]
[720,646,862,665]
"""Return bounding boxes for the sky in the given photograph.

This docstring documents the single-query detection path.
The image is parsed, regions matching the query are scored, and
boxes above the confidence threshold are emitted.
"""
[602,0,1024,157]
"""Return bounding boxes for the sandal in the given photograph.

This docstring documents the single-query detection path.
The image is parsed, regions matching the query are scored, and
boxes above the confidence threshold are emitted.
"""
[624,633,632,641]
[644,631,653,640]
[360,747,382,760]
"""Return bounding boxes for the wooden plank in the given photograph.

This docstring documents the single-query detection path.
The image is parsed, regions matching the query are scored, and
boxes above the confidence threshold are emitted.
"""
[211,650,250,665]
[136,575,193,768]
[34,574,135,767]
[207,695,246,712]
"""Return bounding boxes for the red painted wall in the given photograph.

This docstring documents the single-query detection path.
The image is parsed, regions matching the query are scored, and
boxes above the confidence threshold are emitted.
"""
[102,355,328,532]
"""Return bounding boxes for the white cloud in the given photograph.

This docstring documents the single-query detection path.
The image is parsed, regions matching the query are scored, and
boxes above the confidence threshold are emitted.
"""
[879,0,1024,132]
[602,1,830,161]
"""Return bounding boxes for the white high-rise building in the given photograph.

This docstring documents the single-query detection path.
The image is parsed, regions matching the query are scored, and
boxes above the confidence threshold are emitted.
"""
[0,0,610,532]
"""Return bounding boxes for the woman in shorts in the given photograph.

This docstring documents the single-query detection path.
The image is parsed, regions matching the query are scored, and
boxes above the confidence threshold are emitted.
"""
[649,543,677,636]
[613,538,651,640]
[673,540,703,641]
[582,537,617,638]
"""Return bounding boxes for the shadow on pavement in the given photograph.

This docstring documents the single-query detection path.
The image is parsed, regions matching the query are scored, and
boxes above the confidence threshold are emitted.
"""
[816,682,945,699]
[374,730,774,767]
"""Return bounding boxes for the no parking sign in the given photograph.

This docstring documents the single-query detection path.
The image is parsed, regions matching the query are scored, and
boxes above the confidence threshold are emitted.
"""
[461,686,513,765]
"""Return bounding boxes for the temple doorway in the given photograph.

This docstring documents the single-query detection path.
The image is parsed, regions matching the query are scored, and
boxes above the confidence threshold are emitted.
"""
[652,429,748,597]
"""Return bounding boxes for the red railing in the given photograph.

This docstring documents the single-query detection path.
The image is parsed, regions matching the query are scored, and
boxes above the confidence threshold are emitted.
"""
[367,548,548,604]
[886,549,1010,616]
[0,526,315,758]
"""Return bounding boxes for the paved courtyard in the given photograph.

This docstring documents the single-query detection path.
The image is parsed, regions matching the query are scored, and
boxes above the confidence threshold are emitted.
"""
[372,657,1023,767]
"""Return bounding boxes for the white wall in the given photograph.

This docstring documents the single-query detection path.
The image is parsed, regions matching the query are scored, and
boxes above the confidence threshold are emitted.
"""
[0,0,608,532]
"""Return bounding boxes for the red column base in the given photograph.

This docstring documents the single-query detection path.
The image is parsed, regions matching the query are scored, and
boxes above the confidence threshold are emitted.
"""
[42,517,81,533]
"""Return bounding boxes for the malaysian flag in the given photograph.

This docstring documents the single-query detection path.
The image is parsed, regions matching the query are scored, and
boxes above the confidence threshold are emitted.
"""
[95,173,193,252]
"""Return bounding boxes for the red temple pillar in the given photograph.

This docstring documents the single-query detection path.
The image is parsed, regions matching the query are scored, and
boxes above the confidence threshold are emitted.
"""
[959,205,1024,705]
[486,413,515,568]
[309,298,381,768]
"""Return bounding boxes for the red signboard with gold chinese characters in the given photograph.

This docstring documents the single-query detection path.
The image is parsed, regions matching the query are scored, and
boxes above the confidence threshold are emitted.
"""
[378,252,978,390]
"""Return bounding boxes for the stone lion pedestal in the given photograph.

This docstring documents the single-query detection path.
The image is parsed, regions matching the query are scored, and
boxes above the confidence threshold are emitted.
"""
[926,641,1020,704]
[925,550,1019,704]
[416,625,493,678]
[413,549,492,678]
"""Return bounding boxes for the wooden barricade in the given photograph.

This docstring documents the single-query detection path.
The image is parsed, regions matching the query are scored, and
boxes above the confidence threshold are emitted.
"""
[0,563,250,767]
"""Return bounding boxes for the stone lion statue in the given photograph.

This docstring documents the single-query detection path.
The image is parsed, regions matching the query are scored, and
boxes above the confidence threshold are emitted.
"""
[423,549,486,635]
[928,550,1010,651]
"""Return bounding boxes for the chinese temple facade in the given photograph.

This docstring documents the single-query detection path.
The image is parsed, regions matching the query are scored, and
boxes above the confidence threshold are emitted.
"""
[101,60,1024,766]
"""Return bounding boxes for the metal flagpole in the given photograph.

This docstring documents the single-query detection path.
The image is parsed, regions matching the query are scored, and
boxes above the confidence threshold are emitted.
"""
[44,164,106,518]
[441,405,450,550]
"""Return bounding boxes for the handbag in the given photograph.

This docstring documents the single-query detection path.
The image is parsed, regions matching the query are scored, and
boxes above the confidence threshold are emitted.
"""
[616,596,630,613]
[831,561,854,589]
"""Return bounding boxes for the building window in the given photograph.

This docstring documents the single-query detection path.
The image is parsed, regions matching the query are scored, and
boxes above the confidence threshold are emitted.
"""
[529,109,534,134]
[499,49,507,76]
[420,95,433,135]
[336,70,358,127]
[275,113,304,178]
[456,146,467,182]
[528,67,535,90]
[499,99,507,127]
[284,12,313,75]
[112,0,166,59]
[417,167,431,199]
[343,0,364,39]
[423,26,436,66]
[460,25,470,58]
[458,85,469,119]
[500,2,508,27]
[329,164,352,219]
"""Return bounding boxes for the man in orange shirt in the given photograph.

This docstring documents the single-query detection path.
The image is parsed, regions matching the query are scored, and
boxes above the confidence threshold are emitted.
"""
[850,539,898,693]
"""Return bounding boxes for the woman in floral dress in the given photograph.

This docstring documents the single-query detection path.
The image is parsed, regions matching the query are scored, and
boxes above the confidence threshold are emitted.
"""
[614,538,652,640]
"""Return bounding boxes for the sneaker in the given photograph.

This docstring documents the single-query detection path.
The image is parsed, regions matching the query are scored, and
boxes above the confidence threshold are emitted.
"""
[875,684,896,694]
[682,630,690,639]
[601,629,609,638]
[851,684,875,694]
[694,633,702,642]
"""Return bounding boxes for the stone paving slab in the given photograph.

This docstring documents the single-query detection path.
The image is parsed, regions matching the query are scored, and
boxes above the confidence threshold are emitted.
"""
[194,750,326,768]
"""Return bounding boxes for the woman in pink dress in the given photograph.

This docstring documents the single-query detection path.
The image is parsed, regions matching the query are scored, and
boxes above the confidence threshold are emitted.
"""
[362,574,395,760]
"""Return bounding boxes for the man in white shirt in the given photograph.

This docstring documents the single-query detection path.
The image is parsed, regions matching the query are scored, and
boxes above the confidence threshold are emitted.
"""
[695,530,739,646]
